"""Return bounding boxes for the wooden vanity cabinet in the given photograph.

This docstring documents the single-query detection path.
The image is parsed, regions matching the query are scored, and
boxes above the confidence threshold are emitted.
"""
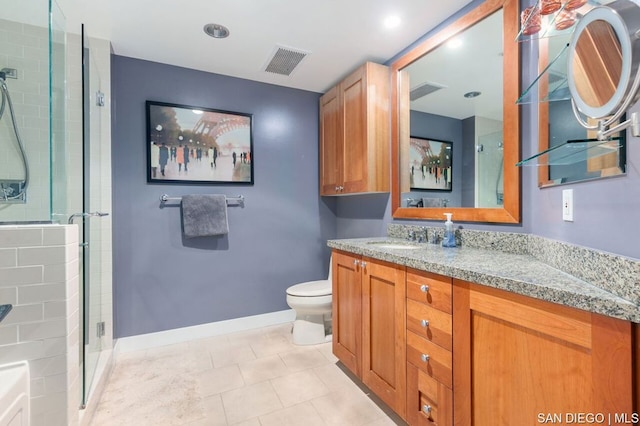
[319,62,390,195]
[332,249,638,424]
[331,250,407,418]
[452,279,634,426]
[406,269,454,426]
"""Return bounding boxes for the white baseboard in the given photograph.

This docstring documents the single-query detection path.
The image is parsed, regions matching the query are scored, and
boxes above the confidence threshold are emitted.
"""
[114,309,296,354]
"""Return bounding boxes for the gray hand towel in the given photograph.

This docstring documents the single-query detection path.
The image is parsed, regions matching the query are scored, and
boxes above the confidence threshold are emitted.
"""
[181,194,229,238]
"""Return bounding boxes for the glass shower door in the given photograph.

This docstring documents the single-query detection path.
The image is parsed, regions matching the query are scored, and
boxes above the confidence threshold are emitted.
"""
[80,25,107,407]
[476,130,504,208]
[49,1,107,410]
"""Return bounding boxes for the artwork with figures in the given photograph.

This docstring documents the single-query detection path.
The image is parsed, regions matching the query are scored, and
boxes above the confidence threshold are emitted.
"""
[146,101,254,184]
[409,137,452,191]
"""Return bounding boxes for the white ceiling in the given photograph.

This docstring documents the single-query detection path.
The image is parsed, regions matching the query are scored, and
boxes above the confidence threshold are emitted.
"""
[53,0,473,93]
[406,9,503,121]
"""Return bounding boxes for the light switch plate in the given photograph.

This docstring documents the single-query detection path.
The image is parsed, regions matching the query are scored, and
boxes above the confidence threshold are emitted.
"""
[562,189,574,222]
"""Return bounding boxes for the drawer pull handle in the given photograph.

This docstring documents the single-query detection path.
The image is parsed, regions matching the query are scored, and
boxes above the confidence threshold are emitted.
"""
[420,284,430,293]
[421,353,430,363]
[421,319,430,328]
[423,404,432,414]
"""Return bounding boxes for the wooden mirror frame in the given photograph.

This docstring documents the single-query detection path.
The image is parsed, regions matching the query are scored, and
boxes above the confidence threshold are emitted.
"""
[391,0,521,223]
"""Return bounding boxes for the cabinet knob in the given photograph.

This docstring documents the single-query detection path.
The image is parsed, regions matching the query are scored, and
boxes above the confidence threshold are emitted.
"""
[353,259,360,266]
[420,284,430,293]
[421,353,430,363]
[361,261,367,268]
[422,404,432,415]
[421,319,430,328]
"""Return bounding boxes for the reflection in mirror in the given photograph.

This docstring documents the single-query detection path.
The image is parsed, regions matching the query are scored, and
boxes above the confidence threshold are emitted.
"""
[572,19,622,110]
[392,0,520,224]
[401,10,503,208]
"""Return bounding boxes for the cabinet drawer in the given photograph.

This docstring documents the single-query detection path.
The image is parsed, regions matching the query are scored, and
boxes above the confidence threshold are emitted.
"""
[407,270,452,314]
[407,299,452,351]
[407,330,452,388]
[407,363,453,426]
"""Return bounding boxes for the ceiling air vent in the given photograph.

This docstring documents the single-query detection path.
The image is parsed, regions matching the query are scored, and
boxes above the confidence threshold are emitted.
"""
[410,81,447,101]
[264,45,310,76]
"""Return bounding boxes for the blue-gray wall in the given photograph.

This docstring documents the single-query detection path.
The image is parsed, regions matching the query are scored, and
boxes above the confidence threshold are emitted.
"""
[111,56,336,338]
[112,0,640,339]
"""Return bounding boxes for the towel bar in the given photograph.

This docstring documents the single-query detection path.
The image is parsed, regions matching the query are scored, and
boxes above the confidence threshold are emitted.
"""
[159,194,245,207]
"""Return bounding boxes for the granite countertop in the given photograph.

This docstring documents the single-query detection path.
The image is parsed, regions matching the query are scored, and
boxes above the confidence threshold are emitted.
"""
[328,237,640,323]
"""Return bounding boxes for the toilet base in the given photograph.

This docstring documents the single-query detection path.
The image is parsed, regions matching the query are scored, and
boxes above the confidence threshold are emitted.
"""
[292,314,329,345]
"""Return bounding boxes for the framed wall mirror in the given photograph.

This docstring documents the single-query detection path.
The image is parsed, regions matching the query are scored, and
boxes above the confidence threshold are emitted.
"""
[391,0,521,223]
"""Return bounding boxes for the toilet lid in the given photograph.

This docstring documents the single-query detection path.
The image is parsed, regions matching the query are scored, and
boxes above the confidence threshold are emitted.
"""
[286,280,331,297]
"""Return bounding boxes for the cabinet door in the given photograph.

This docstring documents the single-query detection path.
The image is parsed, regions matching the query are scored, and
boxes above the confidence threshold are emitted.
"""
[332,251,362,376]
[361,257,406,418]
[453,279,634,426]
[319,86,341,195]
[341,67,368,193]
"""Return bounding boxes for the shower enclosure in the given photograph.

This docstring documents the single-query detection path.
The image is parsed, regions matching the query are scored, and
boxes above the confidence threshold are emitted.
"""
[0,0,112,412]
[474,114,504,208]
[476,130,504,208]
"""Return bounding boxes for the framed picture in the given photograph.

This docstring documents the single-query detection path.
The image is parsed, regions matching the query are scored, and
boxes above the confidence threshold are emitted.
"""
[146,100,254,185]
[409,137,452,191]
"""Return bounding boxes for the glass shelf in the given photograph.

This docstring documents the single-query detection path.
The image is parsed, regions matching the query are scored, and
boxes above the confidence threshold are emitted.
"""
[517,40,570,104]
[516,137,623,166]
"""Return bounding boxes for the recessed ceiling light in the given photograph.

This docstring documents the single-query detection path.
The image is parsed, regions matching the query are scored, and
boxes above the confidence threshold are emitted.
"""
[464,91,481,98]
[447,38,463,49]
[384,15,401,29]
[203,23,230,39]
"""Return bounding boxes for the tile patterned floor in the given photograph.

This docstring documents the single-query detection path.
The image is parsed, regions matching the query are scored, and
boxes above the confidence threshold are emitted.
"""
[89,323,406,426]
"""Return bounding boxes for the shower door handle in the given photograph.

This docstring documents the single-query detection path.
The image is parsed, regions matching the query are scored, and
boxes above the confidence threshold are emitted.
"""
[68,211,109,224]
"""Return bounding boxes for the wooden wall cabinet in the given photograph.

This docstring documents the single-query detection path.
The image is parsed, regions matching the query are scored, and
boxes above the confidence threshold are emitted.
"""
[452,279,635,426]
[331,250,406,418]
[319,62,390,195]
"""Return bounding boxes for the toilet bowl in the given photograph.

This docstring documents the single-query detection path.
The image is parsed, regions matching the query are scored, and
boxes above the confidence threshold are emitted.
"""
[286,259,332,345]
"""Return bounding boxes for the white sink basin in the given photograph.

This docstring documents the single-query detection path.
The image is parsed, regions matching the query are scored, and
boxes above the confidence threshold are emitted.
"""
[367,241,421,250]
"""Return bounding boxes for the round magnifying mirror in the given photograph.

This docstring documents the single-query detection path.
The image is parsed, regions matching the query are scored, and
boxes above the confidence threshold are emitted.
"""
[567,0,640,120]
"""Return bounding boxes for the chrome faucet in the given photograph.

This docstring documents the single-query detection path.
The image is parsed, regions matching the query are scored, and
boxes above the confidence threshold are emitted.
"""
[407,229,427,243]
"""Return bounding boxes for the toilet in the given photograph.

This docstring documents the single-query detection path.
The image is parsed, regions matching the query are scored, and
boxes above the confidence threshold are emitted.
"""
[286,258,332,345]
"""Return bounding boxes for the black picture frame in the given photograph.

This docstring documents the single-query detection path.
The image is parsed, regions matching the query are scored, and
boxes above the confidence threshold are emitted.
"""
[409,136,452,191]
[146,100,254,185]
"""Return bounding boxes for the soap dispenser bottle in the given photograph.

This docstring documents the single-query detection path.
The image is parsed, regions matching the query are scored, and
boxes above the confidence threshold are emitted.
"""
[442,213,456,247]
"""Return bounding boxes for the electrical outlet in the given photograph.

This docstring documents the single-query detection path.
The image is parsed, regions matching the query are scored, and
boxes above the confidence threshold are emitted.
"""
[562,189,574,222]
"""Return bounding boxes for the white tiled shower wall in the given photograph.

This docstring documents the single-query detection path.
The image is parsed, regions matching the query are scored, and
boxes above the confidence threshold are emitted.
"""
[0,18,51,222]
[0,225,80,426]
